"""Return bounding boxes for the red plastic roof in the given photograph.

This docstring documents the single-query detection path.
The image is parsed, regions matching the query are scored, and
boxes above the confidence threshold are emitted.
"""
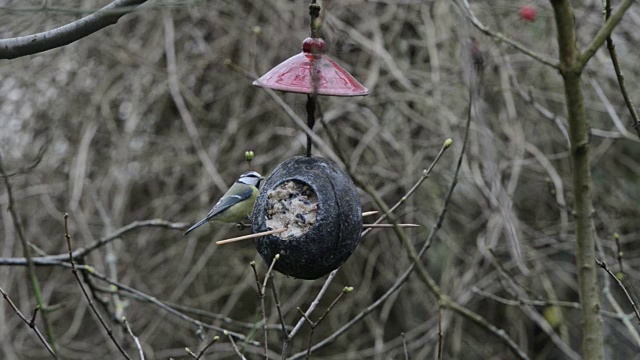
[253,38,369,97]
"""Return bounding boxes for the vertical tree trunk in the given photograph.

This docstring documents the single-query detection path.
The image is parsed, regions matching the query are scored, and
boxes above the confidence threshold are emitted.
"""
[550,1,604,358]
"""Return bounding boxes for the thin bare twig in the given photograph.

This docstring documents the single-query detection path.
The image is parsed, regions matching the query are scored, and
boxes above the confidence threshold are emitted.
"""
[316,287,352,328]
[282,270,338,359]
[76,264,257,344]
[64,214,131,360]
[297,287,353,359]
[102,290,289,331]
[77,259,115,321]
[185,348,198,358]
[589,78,640,142]
[0,153,57,353]
[360,138,452,238]
[457,0,558,69]
[270,279,289,338]
[0,142,47,178]
[187,336,219,359]
[0,219,189,266]
[602,0,640,139]
[402,332,409,360]
[90,189,126,326]
[437,308,443,360]
[471,287,630,321]
[595,232,640,347]
[123,317,144,360]
[613,233,624,275]
[596,259,640,325]
[29,305,40,327]
[251,255,280,359]
[226,331,248,360]
[0,287,56,358]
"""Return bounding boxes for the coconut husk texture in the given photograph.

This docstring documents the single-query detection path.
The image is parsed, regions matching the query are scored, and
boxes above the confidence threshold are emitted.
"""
[252,156,362,279]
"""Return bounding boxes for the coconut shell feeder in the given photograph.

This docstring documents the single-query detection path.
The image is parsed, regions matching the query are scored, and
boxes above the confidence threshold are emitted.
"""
[252,156,362,280]
[245,1,371,279]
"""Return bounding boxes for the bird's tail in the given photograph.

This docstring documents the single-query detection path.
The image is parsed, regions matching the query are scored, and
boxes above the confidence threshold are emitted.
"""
[184,217,209,235]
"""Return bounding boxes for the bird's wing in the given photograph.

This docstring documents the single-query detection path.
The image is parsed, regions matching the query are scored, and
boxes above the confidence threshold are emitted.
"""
[206,187,254,219]
[184,186,255,235]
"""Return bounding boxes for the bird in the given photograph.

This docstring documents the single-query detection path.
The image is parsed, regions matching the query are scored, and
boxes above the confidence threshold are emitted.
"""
[184,171,264,235]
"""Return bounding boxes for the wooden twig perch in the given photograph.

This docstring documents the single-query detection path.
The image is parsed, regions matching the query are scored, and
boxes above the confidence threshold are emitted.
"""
[216,228,286,245]
[216,224,419,245]
[362,224,419,228]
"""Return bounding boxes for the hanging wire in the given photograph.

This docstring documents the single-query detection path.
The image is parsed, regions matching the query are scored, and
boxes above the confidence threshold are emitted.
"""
[309,0,321,38]
[306,0,321,157]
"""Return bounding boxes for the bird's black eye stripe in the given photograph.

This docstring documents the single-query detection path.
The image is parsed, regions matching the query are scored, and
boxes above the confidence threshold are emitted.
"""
[241,171,262,179]
[238,171,263,186]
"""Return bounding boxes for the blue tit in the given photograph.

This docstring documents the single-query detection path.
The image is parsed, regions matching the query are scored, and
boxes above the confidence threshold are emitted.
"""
[184,171,264,235]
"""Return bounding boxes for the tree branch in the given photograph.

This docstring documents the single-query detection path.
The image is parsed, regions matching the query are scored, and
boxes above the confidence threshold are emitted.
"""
[0,287,56,358]
[0,0,148,60]
[602,0,640,138]
[0,153,58,353]
[577,0,635,70]
[457,0,559,69]
[596,259,640,326]
[64,214,132,360]
[550,0,604,358]
[0,219,189,266]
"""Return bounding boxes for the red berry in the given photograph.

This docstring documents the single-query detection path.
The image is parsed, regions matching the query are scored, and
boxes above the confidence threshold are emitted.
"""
[519,5,537,22]
[302,37,326,54]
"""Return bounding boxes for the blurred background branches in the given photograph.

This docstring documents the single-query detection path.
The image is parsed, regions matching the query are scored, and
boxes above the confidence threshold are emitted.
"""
[1,0,640,359]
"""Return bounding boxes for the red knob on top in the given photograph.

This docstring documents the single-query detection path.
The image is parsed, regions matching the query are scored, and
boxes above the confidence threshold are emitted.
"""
[302,37,326,54]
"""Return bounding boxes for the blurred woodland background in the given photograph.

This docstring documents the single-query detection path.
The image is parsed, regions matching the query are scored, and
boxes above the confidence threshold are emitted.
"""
[1,0,640,359]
